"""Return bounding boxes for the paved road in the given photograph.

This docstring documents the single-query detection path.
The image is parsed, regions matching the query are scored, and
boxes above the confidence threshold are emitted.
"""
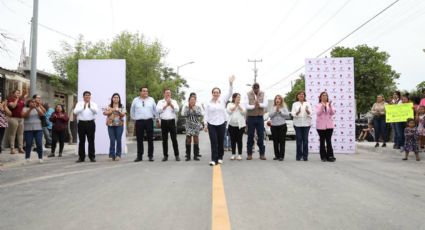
[1,133,425,230]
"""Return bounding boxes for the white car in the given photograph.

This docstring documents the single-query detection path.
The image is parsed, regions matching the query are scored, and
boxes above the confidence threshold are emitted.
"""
[264,112,296,140]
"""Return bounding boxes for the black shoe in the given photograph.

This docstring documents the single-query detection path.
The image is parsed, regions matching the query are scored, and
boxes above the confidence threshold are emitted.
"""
[76,159,84,163]
[48,153,55,158]
[278,158,284,161]
[175,156,181,161]
[162,156,168,162]
[185,156,191,161]
[273,157,279,160]
[303,158,308,161]
[327,158,336,162]
[134,158,142,162]
[149,157,154,162]
[321,158,327,162]
[382,143,386,147]
[194,156,200,161]
[90,159,96,162]
[375,143,379,148]
[296,158,301,161]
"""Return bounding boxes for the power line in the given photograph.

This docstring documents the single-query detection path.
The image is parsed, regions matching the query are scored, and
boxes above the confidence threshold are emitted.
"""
[265,0,401,90]
[38,23,78,41]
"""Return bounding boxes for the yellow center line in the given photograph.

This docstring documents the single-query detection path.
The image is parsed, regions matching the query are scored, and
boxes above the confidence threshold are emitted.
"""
[212,164,231,230]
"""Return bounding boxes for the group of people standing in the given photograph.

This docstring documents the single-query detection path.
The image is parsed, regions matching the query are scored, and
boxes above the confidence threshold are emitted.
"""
[0,89,70,163]
[1,77,341,166]
[371,89,425,161]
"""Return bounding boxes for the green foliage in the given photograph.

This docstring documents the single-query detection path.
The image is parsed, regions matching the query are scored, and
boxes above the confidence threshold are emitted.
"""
[416,81,425,92]
[285,74,305,110]
[331,45,400,114]
[49,31,187,110]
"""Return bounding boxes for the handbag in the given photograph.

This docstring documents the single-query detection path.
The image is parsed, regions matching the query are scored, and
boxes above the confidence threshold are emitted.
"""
[40,115,48,127]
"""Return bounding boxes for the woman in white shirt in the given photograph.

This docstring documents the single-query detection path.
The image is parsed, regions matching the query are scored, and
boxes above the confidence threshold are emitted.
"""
[226,93,246,160]
[204,76,235,166]
[291,91,312,161]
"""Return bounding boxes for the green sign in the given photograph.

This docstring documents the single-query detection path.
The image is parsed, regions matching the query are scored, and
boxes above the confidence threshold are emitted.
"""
[385,103,414,123]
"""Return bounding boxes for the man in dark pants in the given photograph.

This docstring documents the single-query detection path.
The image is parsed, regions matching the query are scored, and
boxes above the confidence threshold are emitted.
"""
[156,88,180,161]
[73,91,98,162]
[246,83,268,160]
[130,86,157,162]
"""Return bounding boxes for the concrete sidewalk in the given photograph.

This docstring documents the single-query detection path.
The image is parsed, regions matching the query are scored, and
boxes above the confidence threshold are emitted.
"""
[0,142,79,167]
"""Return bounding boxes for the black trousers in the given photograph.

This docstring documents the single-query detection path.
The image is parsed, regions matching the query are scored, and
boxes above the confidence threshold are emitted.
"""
[271,124,287,159]
[208,123,225,162]
[78,120,96,160]
[52,129,66,154]
[136,119,154,159]
[317,129,334,160]
[161,119,179,157]
[228,125,244,155]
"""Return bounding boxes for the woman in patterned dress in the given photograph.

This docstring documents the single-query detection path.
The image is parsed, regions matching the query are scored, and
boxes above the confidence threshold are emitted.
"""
[182,93,203,161]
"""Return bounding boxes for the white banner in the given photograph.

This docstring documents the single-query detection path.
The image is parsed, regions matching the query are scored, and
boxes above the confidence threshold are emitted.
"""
[305,57,355,154]
[78,59,127,154]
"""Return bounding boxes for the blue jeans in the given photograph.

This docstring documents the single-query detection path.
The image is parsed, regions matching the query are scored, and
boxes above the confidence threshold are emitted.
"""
[108,126,124,158]
[208,123,225,162]
[294,126,310,160]
[24,130,43,159]
[247,116,265,155]
[395,122,406,147]
[223,123,230,148]
[373,116,387,143]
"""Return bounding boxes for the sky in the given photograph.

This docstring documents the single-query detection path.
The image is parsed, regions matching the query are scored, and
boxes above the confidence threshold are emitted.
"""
[1,0,424,102]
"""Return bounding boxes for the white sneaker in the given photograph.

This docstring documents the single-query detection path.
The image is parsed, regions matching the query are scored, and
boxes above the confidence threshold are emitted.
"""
[25,158,30,163]
[230,155,236,160]
[39,159,43,164]
[218,159,223,164]
[236,155,242,160]
[209,161,216,166]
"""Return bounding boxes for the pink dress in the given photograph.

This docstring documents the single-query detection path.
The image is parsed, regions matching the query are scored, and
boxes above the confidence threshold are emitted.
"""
[418,114,425,136]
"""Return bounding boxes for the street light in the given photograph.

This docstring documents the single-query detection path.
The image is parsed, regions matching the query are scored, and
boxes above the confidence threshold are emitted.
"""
[176,61,195,75]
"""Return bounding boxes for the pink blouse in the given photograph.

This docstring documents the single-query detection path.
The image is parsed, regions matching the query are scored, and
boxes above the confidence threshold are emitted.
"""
[315,103,335,130]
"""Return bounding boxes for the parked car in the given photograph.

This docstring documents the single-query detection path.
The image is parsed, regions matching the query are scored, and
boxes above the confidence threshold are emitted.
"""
[264,112,296,140]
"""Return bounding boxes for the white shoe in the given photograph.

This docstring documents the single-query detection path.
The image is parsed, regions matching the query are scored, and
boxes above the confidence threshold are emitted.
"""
[25,158,30,163]
[209,161,216,166]
[39,159,43,164]
[230,155,236,160]
[236,155,242,160]
[218,159,223,164]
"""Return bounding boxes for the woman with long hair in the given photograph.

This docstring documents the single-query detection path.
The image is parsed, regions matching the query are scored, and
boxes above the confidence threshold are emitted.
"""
[269,95,290,161]
[182,93,203,161]
[226,93,246,160]
[315,92,336,162]
[103,93,126,161]
[291,91,312,161]
[48,104,69,157]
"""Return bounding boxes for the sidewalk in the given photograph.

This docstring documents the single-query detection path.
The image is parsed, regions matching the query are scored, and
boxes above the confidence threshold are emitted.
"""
[356,140,425,158]
[0,142,78,167]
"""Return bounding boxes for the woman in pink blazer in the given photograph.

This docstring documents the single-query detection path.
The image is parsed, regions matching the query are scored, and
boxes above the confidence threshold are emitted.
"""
[316,92,336,162]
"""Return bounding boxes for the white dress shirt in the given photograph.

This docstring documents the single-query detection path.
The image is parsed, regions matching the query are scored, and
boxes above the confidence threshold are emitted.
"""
[156,99,179,120]
[130,96,157,120]
[204,86,233,126]
[73,101,98,121]
[291,101,312,127]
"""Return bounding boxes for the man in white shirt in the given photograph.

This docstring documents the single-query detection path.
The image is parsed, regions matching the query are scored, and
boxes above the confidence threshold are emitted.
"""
[156,89,180,161]
[73,91,98,163]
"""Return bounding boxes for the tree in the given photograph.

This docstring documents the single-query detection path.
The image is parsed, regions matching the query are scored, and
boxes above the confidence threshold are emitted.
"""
[49,32,187,109]
[331,45,400,115]
[285,74,305,110]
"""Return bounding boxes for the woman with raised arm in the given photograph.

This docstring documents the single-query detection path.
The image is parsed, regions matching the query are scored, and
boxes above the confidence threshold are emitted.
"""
[204,75,235,166]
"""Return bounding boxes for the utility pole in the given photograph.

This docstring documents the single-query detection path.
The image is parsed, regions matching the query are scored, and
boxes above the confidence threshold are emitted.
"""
[29,0,39,97]
[248,59,262,83]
